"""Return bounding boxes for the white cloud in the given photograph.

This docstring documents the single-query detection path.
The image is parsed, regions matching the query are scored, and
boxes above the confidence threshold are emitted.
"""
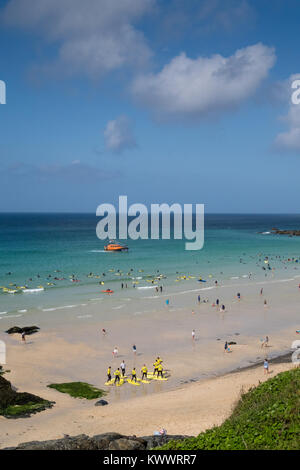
[131,43,275,120]
[104,115,136,153]
[274,74,300,151]
[1,0,154,78]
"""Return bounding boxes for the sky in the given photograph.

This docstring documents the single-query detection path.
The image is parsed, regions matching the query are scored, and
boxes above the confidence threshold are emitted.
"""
[0,0,300,213]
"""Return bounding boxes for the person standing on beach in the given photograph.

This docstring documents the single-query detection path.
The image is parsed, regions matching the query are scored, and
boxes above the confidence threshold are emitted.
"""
[107,366,112,382]
[224,341,228,353]
[263,358,269,375]
[132,344,137,356]
[166,299,169,307]
[260,288,263,295]
[198,295,201,304]
[141,364,148,380]
[157,363,164,378]
[114,368,121,385]
[192,329,195,341]
[21,331,26,343]
[131,367,137,382]
[261,336,269,348]
[120,360,126,376]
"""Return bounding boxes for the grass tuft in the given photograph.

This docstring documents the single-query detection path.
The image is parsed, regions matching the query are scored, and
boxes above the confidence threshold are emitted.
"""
[47,382,106,399]
[156,368,300,450]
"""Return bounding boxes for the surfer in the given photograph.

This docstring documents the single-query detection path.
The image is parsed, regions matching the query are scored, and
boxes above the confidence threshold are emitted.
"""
[141,364,148,380]
[131,368,137,382]
[114,368,121,385]
[157,363,164,378]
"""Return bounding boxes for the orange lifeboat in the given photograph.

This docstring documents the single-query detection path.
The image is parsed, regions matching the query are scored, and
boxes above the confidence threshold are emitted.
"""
[104,241,128,252]
[102,289,114,294]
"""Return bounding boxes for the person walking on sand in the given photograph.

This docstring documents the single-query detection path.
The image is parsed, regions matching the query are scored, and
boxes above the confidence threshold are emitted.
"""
[113,346,118,358]
[192,329,196,341]
[261,335,269,348]
[165,299,169,307]
[132,344,137,356]
[260,288,263,295]
[264,299,267,307]
[21,331,26,343]
[263,358,269,375]
[101,328,106,336]
[197,295,201,304]
[224,341,228,353]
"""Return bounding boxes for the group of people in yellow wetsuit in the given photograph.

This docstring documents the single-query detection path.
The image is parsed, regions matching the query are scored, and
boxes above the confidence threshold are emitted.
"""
[106,357,164,385]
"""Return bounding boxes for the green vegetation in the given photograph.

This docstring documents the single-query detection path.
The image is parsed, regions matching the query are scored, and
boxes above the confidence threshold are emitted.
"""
[48,382,107,399]
[1,400,52,418]
[157,368,300,450]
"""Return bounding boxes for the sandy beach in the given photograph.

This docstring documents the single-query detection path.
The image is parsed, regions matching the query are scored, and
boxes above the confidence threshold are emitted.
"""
[0,274,299,448]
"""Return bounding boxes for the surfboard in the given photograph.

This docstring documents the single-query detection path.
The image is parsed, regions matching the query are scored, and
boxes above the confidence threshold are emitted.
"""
[127,378,141,386]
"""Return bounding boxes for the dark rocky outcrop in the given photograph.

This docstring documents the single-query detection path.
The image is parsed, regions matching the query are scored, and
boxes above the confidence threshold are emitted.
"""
[271,228,300,236]
[5,326,40,335]
[3,433,192,450]
[95,399,108,406]
[0,374,53,418]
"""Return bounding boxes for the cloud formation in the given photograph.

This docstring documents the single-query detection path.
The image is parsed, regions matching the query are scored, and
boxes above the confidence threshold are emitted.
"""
[1,0,154,78]
[104,115,136,153]
[274,74,300,152]
[131,43,276,120]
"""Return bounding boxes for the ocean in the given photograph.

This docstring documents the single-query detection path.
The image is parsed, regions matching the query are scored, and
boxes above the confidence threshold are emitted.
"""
[1,213,300,317]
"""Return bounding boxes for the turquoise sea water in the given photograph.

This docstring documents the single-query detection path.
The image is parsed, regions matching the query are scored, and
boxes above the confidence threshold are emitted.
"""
[1,213,300,315]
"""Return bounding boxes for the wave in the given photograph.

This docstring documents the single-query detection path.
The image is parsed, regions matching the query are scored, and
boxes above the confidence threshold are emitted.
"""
[42,304,78,312]
[137,286,156,290]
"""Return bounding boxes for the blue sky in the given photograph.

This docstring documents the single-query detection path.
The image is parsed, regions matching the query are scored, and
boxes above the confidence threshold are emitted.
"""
[0,0,300,213]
